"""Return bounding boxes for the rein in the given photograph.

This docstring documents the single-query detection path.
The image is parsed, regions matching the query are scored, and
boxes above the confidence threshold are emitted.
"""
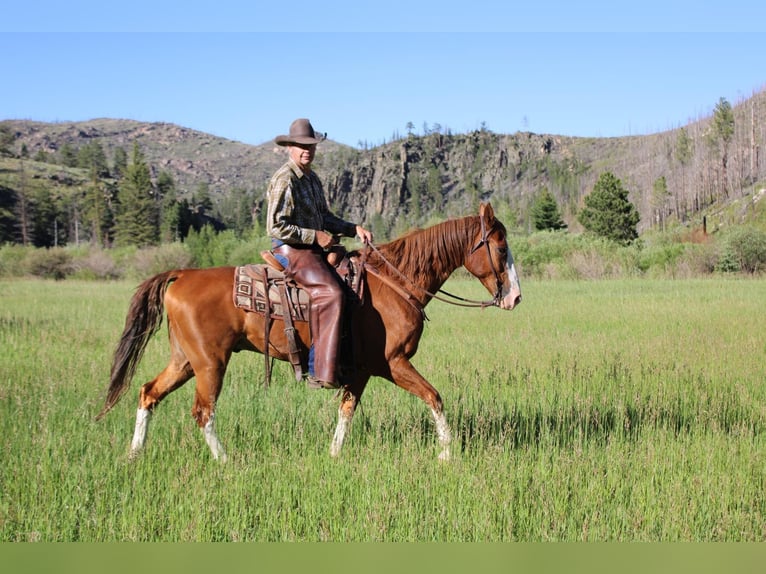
[365,239,500,310]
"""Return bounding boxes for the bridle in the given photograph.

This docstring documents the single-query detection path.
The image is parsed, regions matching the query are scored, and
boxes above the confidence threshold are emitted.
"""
[468,211,505,306]
[364,214,505,309]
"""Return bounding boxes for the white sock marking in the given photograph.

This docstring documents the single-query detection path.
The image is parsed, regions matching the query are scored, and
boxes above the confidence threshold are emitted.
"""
[202,415,227,463]
[431,408,451,461]
[130,407,151,456]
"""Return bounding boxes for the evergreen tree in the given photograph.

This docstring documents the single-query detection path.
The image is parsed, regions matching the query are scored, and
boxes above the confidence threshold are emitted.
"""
[651,176,670,230]
[530,188,567,231]
[707,96,735,198]
[77,141,110,178]
[112,146,128,179]
[113,142,158,247]
[0,184,16,242]
[578,171,639,244]
[157,171,184,242]
[218,187,255,237]
[83,170,111,247]
[0,125,15,156]
[59,143,78,167]
[192,182,214,214]
[675,127,694,217]
[31,185,59,247]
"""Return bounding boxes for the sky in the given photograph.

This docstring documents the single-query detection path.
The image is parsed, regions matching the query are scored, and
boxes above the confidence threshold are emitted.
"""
[2,1,765,148]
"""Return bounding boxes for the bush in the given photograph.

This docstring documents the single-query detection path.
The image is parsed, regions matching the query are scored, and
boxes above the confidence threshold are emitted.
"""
[516,232,643,279]
[228,235,273,265]
[129,243,194,278]
[513,231,575,277]
[718,226,766,273]
[70,249,120,280]
[637,241,686,274]
[24,247,73,279]
[0,244,29,277]
[185,226,241,267]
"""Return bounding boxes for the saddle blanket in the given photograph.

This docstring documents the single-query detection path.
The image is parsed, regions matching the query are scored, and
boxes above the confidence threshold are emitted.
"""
[232,264,310,322]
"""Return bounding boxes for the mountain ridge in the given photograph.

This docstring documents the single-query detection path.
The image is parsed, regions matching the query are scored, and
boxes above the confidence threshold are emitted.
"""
[3,88,765,239]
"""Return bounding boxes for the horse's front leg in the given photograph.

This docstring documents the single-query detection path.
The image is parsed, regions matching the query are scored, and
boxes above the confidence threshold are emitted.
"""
[430,406,452,462]
[389,356,451,461]
[330,383,366,457]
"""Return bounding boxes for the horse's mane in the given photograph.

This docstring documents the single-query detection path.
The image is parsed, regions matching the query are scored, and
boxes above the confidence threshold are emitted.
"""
[370,215,482,282]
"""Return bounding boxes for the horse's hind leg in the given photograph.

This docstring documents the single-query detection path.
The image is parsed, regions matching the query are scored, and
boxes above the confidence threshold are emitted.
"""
[189,359,230,463]
[130,340,194,458]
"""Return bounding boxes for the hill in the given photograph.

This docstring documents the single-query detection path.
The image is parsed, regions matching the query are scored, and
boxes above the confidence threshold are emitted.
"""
[2,87,765,243]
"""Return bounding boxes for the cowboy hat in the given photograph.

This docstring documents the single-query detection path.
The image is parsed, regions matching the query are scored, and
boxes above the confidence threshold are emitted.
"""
[274,118,327,146]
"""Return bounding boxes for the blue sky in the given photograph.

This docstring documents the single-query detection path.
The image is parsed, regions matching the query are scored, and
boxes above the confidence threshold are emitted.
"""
[2,2,765,147]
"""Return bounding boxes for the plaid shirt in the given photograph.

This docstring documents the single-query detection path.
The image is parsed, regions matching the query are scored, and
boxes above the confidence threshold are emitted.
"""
[266,158,356,245]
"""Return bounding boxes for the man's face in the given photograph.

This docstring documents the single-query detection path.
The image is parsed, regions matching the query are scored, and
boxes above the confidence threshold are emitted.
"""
[289,143,316,171]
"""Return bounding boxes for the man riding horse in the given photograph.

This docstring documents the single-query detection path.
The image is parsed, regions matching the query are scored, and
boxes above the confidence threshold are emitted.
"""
[265,118,374,390]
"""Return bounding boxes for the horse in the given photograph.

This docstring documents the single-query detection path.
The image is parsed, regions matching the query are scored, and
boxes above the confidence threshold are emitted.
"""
[96,202,522,461]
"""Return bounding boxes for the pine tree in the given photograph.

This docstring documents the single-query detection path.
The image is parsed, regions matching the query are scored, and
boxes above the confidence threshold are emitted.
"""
[112,146,128,179]
[578,171,639,244]
[707,97,735,199]
[192,182,214,214]
[83,170,111,247]
[31,185,58,247]
[157,171,184,242]
[675,127,694,218]
[59,143,78,167]
[0,125,15,157]
[113,142,158,247]
[530,188,567,231]
[77,141,110,178]
[651,176,670,230]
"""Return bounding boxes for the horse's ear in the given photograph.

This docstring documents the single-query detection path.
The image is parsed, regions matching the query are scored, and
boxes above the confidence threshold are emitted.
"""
[479,202,495,223]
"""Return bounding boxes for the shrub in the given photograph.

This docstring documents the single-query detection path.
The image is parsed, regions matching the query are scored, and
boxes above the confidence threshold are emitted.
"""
[228,235,274,265]
[129,243,194,278]
[24,247,73,279]
[0,244,29,277]
[70,249,120,280]
[637,241,686,274]
[513,231,574,277]
[185,226,241,267]
[720,226,766,273]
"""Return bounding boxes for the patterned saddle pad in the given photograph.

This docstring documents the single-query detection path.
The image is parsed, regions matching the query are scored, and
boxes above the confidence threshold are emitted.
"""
[233,264,310,322]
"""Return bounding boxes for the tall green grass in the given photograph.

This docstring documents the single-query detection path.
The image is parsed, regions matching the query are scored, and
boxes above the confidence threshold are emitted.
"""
[0,277,764,541]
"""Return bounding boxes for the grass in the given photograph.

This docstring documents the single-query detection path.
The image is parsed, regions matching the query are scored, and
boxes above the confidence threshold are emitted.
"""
[0,277,764,541]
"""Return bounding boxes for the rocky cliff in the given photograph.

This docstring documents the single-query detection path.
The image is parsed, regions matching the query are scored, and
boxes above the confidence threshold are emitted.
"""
[4,88,766,237]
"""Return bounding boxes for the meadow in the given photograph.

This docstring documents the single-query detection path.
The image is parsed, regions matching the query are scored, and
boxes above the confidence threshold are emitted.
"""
[0,276,764,541]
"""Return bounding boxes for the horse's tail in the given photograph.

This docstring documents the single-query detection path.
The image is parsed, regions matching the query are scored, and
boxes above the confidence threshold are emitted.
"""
[96,270,180,420]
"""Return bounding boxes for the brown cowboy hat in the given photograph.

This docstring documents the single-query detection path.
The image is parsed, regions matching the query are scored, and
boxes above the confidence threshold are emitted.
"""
[274,118,327,146]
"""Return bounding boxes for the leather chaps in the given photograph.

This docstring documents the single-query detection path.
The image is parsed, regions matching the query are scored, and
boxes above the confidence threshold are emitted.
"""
[272,243,345,385]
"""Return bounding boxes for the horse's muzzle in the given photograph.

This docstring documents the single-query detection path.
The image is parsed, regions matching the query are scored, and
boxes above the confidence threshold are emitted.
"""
[498,264,522,310]
[499,289,522,310]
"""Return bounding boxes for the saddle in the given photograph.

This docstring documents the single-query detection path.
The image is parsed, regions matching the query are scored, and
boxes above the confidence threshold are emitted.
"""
[232,246,366,386]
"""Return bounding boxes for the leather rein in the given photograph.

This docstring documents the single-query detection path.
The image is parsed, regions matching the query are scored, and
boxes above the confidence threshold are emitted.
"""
[363,215,504,310]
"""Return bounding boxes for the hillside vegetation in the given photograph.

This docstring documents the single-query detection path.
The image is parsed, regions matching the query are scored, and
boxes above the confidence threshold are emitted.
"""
[1,88,766,278]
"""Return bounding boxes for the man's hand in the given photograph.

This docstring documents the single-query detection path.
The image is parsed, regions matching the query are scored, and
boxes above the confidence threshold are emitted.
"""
[355,225,374,245]
[315,230,338,250]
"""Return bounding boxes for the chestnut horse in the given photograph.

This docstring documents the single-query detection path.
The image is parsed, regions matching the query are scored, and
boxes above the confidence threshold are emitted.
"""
[97,203,521,461]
